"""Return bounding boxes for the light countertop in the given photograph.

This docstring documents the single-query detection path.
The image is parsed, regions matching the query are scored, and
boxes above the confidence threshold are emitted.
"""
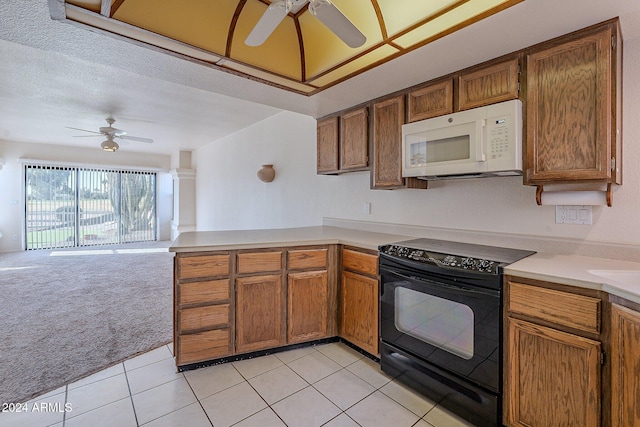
[170,226,640,304]
[505,253,640,304]
[169,226,409,253]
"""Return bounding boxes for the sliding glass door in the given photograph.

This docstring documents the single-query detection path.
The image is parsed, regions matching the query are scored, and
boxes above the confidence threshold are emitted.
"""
[25,165,156,250]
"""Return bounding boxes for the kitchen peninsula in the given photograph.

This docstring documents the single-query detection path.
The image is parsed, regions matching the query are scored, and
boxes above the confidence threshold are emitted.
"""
[170,225,640,425]
[169,226,407,368]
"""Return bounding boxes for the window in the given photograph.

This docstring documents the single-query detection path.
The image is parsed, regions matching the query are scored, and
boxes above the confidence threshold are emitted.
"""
[25,165,157,250]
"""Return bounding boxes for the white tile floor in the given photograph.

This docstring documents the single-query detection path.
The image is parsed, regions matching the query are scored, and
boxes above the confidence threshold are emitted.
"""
[0,342,475,427]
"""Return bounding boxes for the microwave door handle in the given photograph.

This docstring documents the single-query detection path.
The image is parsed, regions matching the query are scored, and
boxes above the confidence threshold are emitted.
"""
[475,119,486,162]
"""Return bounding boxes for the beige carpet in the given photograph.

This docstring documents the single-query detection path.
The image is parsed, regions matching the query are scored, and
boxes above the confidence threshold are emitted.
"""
[0,241,174,404]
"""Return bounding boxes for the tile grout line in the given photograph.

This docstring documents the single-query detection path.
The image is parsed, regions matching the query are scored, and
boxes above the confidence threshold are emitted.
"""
[182,372,215,427]
[121,362,141,427]
[62,385,68,427]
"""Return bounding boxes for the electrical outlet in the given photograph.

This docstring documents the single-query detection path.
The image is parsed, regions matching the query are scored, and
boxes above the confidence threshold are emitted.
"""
[363,202,371,214]
[556,205,592,225]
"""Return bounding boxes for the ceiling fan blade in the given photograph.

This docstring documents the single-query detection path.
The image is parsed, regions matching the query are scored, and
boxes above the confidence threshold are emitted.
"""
[72,135,104,138]
[245,0,292,46]
[65,126,102,135]
[309,0,366,48]
[119,135,154,144]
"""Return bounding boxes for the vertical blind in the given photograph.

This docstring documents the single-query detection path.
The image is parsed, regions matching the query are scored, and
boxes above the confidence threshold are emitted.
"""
[25,164,156,250]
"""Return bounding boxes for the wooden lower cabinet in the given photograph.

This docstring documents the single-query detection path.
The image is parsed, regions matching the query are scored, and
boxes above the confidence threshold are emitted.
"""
[610,303,640,426]
[177,329,231,365]
[235,274,285,353]
[505,317,601,427]
[340,270,379,355]
[287,270,329,344]
[174,252,233,366]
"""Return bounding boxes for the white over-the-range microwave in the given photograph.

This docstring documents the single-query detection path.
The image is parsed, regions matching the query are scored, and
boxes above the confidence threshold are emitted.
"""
[402,99,523,180]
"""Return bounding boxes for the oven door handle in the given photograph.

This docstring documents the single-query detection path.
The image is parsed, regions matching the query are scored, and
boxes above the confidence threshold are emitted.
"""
[383,269,499,298]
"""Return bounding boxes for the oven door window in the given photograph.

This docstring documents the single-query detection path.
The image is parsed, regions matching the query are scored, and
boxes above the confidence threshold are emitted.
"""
[395,287,474,360]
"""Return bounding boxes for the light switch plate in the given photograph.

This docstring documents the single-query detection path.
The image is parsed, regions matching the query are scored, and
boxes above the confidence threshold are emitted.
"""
[556,205,592,225]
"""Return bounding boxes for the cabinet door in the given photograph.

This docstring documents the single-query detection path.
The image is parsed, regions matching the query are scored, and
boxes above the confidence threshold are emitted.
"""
[371,96,405,189]
[288,270,329,344]
[340,107,369,171]
[505,318,601,427]
[340,271,379,355]
[236,275,285,353]
[407,80,453,122]
[526,27,613,183]
[457,58,520,111]
[317,116,340,174]
[611,303,640,427]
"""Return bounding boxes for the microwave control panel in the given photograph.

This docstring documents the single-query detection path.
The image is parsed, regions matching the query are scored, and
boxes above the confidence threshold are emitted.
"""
[487,115,513,160]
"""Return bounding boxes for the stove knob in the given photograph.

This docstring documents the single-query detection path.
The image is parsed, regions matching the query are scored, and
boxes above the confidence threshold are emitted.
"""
[478,259,493,271]
[443,255,456,266]
[461,257,475,269]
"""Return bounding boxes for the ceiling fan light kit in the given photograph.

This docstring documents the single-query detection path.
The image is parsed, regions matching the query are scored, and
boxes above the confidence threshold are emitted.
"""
[245,0,366,48]
[101,137,119,152]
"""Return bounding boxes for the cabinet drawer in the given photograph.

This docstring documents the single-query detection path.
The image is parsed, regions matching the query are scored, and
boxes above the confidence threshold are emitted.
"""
[237,251,282,274]
[178,304,229,333]
[177,329,230,365]
[342,249,378,277]
[288,249,328,270]
[178,279,230,306]
[508,281,601,334]
[178,254,230,280]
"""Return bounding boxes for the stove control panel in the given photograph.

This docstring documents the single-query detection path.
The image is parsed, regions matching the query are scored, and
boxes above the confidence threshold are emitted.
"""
[380,245,498,274]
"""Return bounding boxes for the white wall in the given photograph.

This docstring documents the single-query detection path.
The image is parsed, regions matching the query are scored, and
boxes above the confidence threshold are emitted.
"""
[0,140,173,252]
[194,37,640,251]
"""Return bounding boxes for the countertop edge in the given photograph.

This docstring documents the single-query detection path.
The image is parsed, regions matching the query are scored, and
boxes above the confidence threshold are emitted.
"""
[168,226,409,253]
[503,268,606,293]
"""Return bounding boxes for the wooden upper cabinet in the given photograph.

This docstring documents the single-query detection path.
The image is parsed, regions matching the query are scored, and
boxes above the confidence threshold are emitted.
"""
[340,107,369,171]
[525,23,620,184]
[457,57,520,111]
[371,96,404,189]
[317,116,339,174]
[371,96,427,190]
[407,79,453,122]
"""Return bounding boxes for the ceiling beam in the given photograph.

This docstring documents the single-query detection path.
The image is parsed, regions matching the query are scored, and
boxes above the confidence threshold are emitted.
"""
[228,0,248,57]
[111,0,126,16]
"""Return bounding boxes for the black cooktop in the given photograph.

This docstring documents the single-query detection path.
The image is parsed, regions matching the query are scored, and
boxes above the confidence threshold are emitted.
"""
[379,238,535,275]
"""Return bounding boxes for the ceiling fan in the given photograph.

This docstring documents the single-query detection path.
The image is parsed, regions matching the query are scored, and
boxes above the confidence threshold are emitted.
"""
[245,0,366,48]
[67,117,154,152]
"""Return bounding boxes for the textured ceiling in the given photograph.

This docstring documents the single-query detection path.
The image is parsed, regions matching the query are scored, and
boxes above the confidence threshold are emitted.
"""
[62,0,523,94]
[1,0,639,155]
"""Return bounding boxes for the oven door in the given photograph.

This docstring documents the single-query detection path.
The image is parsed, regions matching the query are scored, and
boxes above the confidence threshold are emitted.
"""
[380,260,501,392]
